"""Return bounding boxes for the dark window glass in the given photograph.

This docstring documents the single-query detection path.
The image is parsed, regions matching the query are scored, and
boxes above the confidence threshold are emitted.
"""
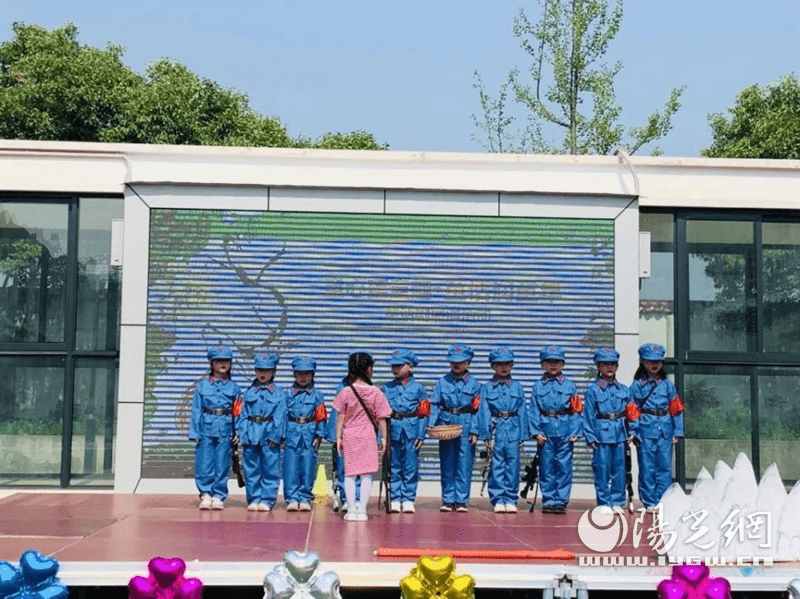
[76,198,123,351]
[0,202,68,343]
[687,221,755,352]
[762,222,800,354]
[683,366,752,479]
[70,359,118,485]
[0,356,65,484]
[640,213,675,356]
[758,366,800,483]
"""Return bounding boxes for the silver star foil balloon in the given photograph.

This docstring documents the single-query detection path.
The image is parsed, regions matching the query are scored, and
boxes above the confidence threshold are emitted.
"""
[263,551,341,599]
[788,578,800,599]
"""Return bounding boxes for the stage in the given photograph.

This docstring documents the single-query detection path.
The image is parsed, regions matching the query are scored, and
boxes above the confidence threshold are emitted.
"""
[0,492,795,594]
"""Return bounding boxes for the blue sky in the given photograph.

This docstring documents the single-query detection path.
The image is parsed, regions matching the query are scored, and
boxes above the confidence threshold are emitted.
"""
[1,0,798,157]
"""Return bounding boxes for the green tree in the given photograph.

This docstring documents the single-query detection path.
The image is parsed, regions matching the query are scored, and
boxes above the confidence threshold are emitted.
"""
[472,0,684,155]
[702,74,800,160]
[1,22,386,150]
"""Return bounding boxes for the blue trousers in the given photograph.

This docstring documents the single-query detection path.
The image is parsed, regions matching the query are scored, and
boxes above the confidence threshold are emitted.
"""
[283,440,317,504]
[390,434,420,503]
[539,436,574,506]
[592,443,625,507]
[195,436,231,500]
[439,435,476,505]
[487,438,521,506]
[637,436,673,507]
[243,443,281,506]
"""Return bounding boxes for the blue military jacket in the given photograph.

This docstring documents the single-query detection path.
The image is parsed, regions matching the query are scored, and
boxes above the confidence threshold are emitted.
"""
[529,375,582,438]
[430,372,487,439]
[285,385,326,448]
[629,377,684,440]
[478,377,528,443]
[583,377,630,445]
[325,377,349,443]
[189,376,242,439]
[382,376,429,441]
[236,380,287,446]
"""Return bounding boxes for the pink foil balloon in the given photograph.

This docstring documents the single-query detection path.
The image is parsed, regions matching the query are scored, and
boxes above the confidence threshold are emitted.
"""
[128,557,203,599]
[657,565,731,599]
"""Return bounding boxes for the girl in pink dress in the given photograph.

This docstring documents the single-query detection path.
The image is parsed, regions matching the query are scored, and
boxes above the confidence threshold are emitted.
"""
[333,352,392,521]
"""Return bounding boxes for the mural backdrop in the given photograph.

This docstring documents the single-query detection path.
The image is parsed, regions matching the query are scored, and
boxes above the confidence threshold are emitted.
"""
[143,208,615,479]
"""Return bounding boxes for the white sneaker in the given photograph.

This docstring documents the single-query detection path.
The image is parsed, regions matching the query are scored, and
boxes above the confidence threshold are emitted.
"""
[612,505,626,515]
[299,502,312,512]
[390,501,401,513]
[247,503,259,511]
[645,506,657,514]
[402,502,416,513]
[198,494,212,510]
[211,498,224,510]
[596,505,613,516]
[258,503,271,512]
[286,502,299,512]
[356,511,369,521]
[343,512,359,522]
[505,504,518,513]
[494,503,506,513]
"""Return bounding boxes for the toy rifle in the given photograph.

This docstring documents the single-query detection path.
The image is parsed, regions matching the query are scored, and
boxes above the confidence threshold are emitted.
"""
[625,440,635,513]
[230,398,245,487]
[479,441,493,496]
[379,419,392,513]
[520,445,541,512]
[331,443,343,512]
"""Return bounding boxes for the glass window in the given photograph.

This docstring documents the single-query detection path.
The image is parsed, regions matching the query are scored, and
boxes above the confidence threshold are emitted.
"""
[762,222,800,354]
[71,359,118,485]
[687,221,755,352]
[758,366,800,483]
[76,198,123,351]
[640,213,675,355]
[683,366,752,480]
[0,357,65,485]
[0,202,68,343]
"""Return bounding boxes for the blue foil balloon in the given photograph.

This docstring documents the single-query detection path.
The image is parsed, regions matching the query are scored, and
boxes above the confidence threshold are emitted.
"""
[0,550,68,599]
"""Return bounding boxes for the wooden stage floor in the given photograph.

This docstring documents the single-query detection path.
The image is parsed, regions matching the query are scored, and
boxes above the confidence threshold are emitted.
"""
[0,492,795,592]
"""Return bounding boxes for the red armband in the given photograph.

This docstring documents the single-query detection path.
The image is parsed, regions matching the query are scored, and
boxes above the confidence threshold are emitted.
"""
[570,395,583,414]
[669,395,685,417]
[417,399,431,417]
[232,396,243,417]
[315,403,328,423]
[471,394,481,412]
[625,402,641,421]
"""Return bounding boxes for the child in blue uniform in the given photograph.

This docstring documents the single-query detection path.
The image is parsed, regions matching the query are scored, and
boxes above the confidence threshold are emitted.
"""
[189,343,242,510]
[382,349,430,513]
[236,353,287,511]
[283,355,327,511]
[583,347,632,514]
[528,346,582,514]
[629,342,684,511]
[430,343,485,512]
[479,346,528,513]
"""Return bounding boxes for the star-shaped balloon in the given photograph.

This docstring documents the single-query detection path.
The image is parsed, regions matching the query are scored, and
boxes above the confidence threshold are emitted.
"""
[128,557,203,599]
[263,550,341,599]
[0,549,69,599]
[657,564,731,599]
[400,556,475,599]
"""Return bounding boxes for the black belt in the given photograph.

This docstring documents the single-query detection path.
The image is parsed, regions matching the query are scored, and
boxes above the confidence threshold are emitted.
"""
[391,410,418,419]
[247,415,273,423]
[642,407,669,416]
[442,405,474,415]
[596,412,625,420]
[202,408,232,416]
[289,415,314,424]
[541,408,571,417]
[491,411,518,419]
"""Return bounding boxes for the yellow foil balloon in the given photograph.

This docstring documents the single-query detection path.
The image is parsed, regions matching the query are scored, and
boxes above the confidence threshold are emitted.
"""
[400,556,475,599]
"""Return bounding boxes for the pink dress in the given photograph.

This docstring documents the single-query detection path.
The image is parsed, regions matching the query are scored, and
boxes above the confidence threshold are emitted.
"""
[332,385,392,477]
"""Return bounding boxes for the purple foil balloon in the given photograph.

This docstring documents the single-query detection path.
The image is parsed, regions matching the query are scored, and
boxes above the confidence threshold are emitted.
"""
[657,564,731,599]
[128,557,202,599]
